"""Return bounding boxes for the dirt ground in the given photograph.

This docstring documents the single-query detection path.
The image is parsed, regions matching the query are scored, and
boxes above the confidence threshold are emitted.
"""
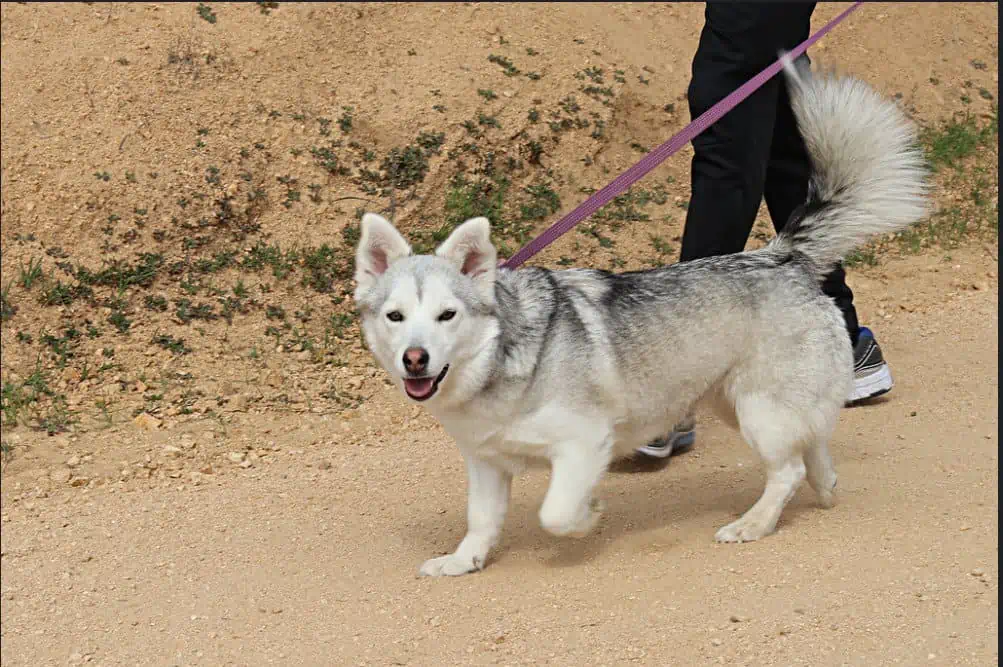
[0,3,998,666]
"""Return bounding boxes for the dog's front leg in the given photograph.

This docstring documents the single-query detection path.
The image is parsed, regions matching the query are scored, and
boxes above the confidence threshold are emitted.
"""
[538,435,613,538]
[419,454,512,577]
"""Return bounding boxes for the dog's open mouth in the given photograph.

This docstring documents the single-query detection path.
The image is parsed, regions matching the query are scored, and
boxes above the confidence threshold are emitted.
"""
[403,364,450,402]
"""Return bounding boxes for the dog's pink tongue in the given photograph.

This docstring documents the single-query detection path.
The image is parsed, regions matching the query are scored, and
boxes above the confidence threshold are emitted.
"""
[404,378,435,398]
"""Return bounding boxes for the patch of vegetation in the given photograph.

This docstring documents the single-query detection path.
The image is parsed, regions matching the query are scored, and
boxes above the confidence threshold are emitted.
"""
[379,131,447,191]
[593,186,669,226]
[196,3,217,24]
[1,362,73,434]
[922,108,998,171]
[650,235,674,257]
[488,54,520,77]
[243,242,296,279]
[844,247,879,268]
[76,253,164,289]
[108,307,132,335]
[446,174,509,229]
[144,294,169,312]
[381,145,430,189]
[338,106,354,134]
[40,326,82,367]
[311,146,350,176]
[519,183,561,221]
[39,280,93,307]
[300,245,352,293]
[18,257,44,289]
[0,282,16,322]
[175,298,217,324]
[153,333,191,355]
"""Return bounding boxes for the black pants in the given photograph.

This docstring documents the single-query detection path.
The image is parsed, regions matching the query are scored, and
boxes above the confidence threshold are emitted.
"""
[681,2,860,345]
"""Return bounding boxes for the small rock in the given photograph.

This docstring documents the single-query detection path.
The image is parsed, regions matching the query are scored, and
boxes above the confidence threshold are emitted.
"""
[971,569,985,577]
[729,614,746,623]
[133,413,161,431]
[66,456,80,468]
[263,370,283,388]
[199,464,214,475]
[69,476,89,487]
[162,445,183,458]
[318,460,332,470]
[50,469,72,483]
[711,638,723,647]
[227,452,246,464]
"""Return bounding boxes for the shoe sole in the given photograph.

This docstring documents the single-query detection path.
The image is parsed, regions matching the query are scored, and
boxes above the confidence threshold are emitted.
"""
[635,430,696,459]
[846,363,893,405]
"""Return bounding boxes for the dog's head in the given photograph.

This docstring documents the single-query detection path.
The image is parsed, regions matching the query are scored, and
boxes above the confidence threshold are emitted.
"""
[353,213,499,406]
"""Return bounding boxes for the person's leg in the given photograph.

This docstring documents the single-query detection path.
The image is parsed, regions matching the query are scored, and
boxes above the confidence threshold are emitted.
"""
[678,4,787,263]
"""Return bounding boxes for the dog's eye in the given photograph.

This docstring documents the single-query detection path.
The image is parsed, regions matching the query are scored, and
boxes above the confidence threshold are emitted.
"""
[437,309,456,322]
[386,310,404,322]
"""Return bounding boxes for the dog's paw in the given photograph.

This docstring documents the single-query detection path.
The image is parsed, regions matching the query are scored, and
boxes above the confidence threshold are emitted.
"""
[714,515,774,543]
[541,498,605,539]
[418,553,484,577]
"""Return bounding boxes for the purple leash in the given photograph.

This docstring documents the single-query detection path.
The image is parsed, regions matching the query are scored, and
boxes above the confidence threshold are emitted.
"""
[501,1,864,270]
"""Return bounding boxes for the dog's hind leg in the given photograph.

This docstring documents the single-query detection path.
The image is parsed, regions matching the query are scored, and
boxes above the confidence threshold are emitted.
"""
[803,435,838,509]
[715,394,807,543]
[539,433,614,539]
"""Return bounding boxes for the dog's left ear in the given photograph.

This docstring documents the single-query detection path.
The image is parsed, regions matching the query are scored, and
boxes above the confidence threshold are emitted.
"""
[436,217,497,299]
[354,213,412,293]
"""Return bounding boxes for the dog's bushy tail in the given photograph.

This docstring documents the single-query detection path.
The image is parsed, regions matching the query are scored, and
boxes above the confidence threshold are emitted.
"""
[769,54,930,272]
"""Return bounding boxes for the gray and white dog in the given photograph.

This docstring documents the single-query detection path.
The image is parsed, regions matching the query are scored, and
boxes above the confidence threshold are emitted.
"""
[353,56,928,577]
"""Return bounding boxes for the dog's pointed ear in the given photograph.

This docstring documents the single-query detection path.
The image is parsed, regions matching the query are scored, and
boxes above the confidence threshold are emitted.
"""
[436,217,497,298]
[354,213,411,292]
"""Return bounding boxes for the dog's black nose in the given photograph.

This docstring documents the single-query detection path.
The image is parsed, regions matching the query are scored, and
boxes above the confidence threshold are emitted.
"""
[403,347,430,374]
